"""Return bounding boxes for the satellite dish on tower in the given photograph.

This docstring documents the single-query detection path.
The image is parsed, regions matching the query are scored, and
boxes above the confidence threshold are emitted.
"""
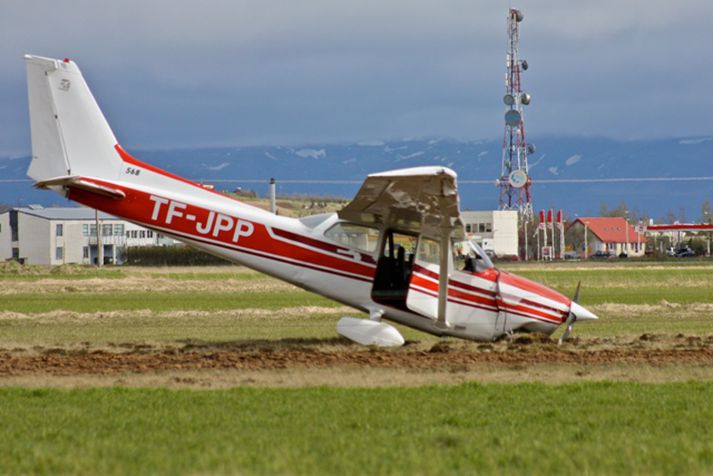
[512,9,524,22]
[520,92,531,105]
[505,110,522,127]
[503,94,515,106]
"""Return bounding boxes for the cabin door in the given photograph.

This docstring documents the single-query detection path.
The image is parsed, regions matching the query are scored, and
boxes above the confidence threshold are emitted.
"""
[405,237,443,319]
[371,231,417,310]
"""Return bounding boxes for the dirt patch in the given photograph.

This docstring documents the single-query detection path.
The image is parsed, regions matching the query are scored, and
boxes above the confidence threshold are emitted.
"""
[2,334,713,382]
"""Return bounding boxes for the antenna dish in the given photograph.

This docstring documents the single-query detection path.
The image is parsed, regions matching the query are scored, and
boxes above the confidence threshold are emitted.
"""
[512,9,524,22]
[505,110,522,127]
[527,143,536,154]
[521,60,529,71]
[503,94,515,106]
[520,92,531,105]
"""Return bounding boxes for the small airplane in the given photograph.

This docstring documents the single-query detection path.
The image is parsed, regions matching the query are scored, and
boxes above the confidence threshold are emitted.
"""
[23,55,597,347]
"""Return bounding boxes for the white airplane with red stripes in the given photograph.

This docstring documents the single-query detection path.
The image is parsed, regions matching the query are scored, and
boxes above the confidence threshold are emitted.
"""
[23,55,597,347]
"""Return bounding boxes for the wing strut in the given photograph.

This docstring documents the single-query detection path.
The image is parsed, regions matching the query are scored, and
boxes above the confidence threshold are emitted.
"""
[436,224,453,329]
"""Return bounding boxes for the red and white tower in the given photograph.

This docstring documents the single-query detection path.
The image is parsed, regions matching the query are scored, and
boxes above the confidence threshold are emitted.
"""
[498,8,534,220]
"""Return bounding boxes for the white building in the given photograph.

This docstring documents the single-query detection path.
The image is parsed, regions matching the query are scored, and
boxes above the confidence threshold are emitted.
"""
[461,210,519,257]
[0,206,179,265]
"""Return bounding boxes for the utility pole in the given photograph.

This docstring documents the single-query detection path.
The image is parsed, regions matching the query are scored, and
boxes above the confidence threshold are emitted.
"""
[624,210,629,257]
[584,223,588,259]
[269,178,277,214]
[95,209,103,267]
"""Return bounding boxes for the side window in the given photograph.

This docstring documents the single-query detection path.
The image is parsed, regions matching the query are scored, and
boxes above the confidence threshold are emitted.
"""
[324,223,380,253]
[384,232,417,258]
[417,238,440,265]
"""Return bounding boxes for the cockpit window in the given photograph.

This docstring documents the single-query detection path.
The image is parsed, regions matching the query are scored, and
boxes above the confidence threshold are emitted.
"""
[324,222,380,253]
[453,239,494,273]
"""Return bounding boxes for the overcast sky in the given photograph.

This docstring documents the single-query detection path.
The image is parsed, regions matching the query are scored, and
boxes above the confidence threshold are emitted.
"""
[1,0,711,155]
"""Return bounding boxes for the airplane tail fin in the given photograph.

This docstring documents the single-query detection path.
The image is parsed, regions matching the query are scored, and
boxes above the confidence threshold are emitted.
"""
[25,55,123,183]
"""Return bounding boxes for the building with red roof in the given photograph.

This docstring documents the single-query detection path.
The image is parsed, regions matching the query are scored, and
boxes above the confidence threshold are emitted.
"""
[567,217,647,257]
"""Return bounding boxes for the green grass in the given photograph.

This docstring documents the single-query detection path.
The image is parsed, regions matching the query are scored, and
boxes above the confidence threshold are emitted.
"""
[0,311,350,344]
[2,263,713,343]
[512,267,713,305]
[0,291,335,314]
[1,383,712,475]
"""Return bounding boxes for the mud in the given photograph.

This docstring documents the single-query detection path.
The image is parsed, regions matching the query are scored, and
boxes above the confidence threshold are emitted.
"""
[2,334,713,378]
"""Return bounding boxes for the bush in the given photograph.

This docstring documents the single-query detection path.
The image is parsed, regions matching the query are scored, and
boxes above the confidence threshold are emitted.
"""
[123,246,231,266]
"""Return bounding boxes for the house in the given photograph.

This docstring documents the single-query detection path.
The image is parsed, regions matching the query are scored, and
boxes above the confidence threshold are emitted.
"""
[461,210,519,257]
[567,217,647,257]
[0,205,179,265]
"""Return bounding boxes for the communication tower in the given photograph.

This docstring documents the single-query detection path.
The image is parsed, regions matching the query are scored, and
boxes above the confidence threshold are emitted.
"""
[498,8,534,220]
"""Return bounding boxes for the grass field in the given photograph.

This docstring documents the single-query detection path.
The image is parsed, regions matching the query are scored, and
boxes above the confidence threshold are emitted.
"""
[1,261,713,474]
[1,383,713,475]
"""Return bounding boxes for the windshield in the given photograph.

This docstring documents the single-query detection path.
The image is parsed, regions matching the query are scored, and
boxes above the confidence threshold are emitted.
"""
[452,239,494,273]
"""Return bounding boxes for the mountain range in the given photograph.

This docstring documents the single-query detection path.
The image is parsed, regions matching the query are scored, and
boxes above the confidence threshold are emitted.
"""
[1,136,711,221]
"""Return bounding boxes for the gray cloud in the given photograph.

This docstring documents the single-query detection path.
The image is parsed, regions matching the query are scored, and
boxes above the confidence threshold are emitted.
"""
[0,0,711,154]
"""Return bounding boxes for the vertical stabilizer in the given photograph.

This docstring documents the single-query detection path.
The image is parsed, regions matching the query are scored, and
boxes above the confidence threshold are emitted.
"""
[25,55,122,182]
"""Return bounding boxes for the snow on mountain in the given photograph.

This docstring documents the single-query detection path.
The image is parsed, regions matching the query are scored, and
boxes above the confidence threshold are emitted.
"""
[565,154,582,166]
[205,162,231,171]
[295,148,326,159]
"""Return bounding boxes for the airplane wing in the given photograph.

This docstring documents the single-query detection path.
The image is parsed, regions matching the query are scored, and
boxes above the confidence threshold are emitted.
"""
[338,166,464,239]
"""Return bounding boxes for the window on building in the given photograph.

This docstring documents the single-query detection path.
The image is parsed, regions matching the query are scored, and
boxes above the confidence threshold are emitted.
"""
[478,223,486,233]
[465,224,472,233]
[139,230,146,239]
[485,223,492,233]
[10,210,18,241]
[83,247,89,259]
[609,243,615,251]
[55,246,64,261]
[56,223,63,236]
[114,224,125,236]
[82,224,89,236]
[102,224,113,237]
[147,230,154,238]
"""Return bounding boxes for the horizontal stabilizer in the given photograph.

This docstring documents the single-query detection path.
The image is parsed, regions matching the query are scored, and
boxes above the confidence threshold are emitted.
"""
[35,176,125,200]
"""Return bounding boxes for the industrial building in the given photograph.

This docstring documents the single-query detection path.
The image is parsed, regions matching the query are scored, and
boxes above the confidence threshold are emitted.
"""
[461,210,519,257]
[0,206,178,265]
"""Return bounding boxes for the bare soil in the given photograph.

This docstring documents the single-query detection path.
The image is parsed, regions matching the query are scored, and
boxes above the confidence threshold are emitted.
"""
[2,334,713,387]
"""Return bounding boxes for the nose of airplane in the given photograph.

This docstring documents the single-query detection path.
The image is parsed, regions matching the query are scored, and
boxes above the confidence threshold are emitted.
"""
[569,301,598,321]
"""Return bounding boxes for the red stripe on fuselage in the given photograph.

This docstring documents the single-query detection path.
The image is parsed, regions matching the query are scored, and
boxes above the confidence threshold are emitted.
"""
[66,179,376,280]
[410,266,565,324]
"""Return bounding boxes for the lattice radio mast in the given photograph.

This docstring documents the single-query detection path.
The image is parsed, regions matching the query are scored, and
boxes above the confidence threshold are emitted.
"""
[498,8,535,220]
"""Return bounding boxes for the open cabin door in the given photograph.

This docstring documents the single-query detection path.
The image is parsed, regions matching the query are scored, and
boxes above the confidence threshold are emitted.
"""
[371,230,417,310]
[405,237,445,319]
